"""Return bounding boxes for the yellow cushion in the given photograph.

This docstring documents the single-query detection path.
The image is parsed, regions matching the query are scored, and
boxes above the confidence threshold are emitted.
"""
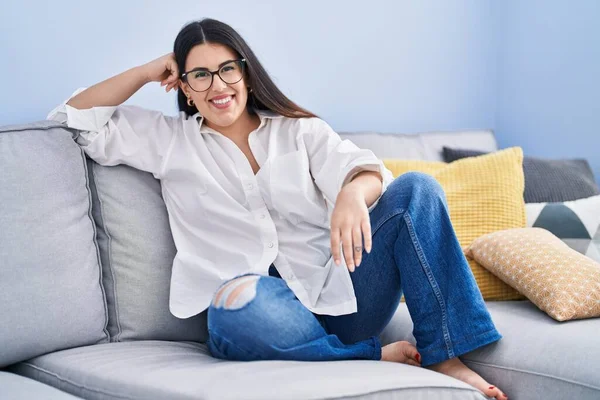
[383,147,527,300]
[465,227,600,321]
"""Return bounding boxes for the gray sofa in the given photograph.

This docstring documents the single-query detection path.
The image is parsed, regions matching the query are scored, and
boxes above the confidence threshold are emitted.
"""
[1,121,599,400]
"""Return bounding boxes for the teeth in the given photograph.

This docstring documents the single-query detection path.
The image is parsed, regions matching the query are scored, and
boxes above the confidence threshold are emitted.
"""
[212,96,232,105]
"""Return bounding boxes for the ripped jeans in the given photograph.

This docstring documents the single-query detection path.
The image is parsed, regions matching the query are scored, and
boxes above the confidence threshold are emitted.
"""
[207,172,502,367]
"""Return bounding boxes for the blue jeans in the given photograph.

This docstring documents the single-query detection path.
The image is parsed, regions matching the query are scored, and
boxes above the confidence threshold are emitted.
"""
[207,172,502,366]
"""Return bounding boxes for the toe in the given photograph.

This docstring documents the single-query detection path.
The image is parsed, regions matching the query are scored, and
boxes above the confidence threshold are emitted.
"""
[484,385,507,400]
[399,342,419,360]
[405,359,421,367]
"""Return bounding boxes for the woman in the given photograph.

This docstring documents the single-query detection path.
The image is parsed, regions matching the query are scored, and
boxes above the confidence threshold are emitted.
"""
[49,18,507,400]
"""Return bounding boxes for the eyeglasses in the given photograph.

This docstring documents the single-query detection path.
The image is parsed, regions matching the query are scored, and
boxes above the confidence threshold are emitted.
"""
[181,59,246,92]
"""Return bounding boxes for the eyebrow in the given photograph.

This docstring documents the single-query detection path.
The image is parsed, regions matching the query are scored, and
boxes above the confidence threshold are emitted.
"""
[189,59,237,71]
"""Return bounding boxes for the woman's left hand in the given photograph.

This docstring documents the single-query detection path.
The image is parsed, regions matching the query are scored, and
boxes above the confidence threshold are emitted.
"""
[330,186,372,272]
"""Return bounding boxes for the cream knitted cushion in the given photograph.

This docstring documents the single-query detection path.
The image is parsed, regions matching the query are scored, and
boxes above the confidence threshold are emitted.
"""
[464,227,600,321]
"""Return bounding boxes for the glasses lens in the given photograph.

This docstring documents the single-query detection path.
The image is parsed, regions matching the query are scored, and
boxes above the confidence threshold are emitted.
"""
[187,70,212,92]
[219,61,244,84]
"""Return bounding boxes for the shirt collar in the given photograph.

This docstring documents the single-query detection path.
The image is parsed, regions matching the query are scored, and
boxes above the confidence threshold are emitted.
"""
[193,109,284,135]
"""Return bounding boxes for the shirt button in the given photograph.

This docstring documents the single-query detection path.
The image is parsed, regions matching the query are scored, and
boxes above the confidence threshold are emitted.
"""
[268,242,274,248]
[247,183,254,190]
[260,214,266,219]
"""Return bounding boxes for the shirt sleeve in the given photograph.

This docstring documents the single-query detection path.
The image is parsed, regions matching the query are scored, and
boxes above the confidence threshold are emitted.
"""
[47,87,177,178]
[301,118,395,212]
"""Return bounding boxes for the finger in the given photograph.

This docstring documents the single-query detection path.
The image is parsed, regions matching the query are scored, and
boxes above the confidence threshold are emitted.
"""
[330,227,341,265]
[168,66,179,81]
[341,227,354,272]
[164,77,175,87]
[352,226,362,267]
[162,76,175,87]
[362,217,372,253]
[167,79,180,91]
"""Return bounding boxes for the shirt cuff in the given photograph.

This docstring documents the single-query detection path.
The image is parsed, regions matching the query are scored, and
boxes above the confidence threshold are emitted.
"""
[47,87,117,135]
[366,161,395,212]
[339,160,394,213]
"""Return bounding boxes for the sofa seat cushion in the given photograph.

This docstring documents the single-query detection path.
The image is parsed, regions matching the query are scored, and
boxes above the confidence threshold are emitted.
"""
[10,341,487,400]
[380,301,600,400]
[0,370,81,399]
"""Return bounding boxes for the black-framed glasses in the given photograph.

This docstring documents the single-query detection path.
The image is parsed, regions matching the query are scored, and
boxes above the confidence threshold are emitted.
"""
[181,59,246,92]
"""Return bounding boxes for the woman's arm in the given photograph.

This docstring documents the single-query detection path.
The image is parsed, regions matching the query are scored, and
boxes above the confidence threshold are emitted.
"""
[48,53,181,177]
[343,170,383,209]
[66,52,179,109]
[66,66,149,109]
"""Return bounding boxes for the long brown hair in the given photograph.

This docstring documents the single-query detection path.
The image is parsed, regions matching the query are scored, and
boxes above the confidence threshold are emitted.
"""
[174,19,317,119]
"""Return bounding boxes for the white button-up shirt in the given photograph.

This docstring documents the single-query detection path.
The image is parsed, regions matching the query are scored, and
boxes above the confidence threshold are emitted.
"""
[48,88,395,319]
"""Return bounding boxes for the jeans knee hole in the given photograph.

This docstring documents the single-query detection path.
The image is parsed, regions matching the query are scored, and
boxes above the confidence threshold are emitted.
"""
[213,276,259,310]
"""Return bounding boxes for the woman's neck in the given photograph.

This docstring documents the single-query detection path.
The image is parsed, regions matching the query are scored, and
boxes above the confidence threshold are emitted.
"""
[206,110,261,141]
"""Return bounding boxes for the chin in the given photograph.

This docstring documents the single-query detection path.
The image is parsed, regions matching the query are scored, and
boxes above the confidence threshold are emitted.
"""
[211,114,236,127]
[208,109,242,128]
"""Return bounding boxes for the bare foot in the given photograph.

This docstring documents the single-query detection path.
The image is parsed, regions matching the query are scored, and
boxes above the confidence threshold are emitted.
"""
[426,357,508,400]
[381,340,421,367]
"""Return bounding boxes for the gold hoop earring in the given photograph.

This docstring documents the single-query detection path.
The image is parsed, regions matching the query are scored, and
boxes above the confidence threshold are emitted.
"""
[187,97,194,107]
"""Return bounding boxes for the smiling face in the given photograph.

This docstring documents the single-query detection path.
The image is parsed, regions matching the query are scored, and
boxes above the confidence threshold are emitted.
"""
[180,43,251,131]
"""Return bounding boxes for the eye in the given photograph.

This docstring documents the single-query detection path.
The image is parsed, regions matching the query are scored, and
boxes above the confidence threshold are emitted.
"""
[193,71,210,79]
[221,65,234,72]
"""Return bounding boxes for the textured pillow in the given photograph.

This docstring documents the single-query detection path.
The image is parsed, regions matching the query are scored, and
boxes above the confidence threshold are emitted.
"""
[465,227,600,321]
[526,195,600,262]
[0,121,109,368]
[384,147,527,300]
[442,147,600,203]
[86,158,208,342]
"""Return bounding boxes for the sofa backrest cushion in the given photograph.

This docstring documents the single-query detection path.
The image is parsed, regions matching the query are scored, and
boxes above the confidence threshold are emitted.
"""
[0,121,109,368]
[442,146,600,203]
[86,158,208,342]
[338,129,498,160]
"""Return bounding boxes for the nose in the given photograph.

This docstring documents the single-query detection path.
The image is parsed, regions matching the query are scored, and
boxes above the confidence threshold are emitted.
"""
[211,74,228,91]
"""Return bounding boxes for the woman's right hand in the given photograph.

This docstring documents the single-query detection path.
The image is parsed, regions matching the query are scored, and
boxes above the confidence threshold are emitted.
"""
[142,52,180,93]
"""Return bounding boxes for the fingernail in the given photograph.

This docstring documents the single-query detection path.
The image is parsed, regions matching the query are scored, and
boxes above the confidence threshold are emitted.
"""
[335,259,340,265]
[366,247,371,253]
[489,386,495,389]
[415,353,421,362]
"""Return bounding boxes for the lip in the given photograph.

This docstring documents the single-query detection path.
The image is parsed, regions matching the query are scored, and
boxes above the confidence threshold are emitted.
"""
[209,94,235,101]
[209,94,234,110]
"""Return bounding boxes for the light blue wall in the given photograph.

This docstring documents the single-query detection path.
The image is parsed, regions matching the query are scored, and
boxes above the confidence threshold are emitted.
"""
[0,0,495,133]
[493,0,600,184]
[1,1,597,181]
